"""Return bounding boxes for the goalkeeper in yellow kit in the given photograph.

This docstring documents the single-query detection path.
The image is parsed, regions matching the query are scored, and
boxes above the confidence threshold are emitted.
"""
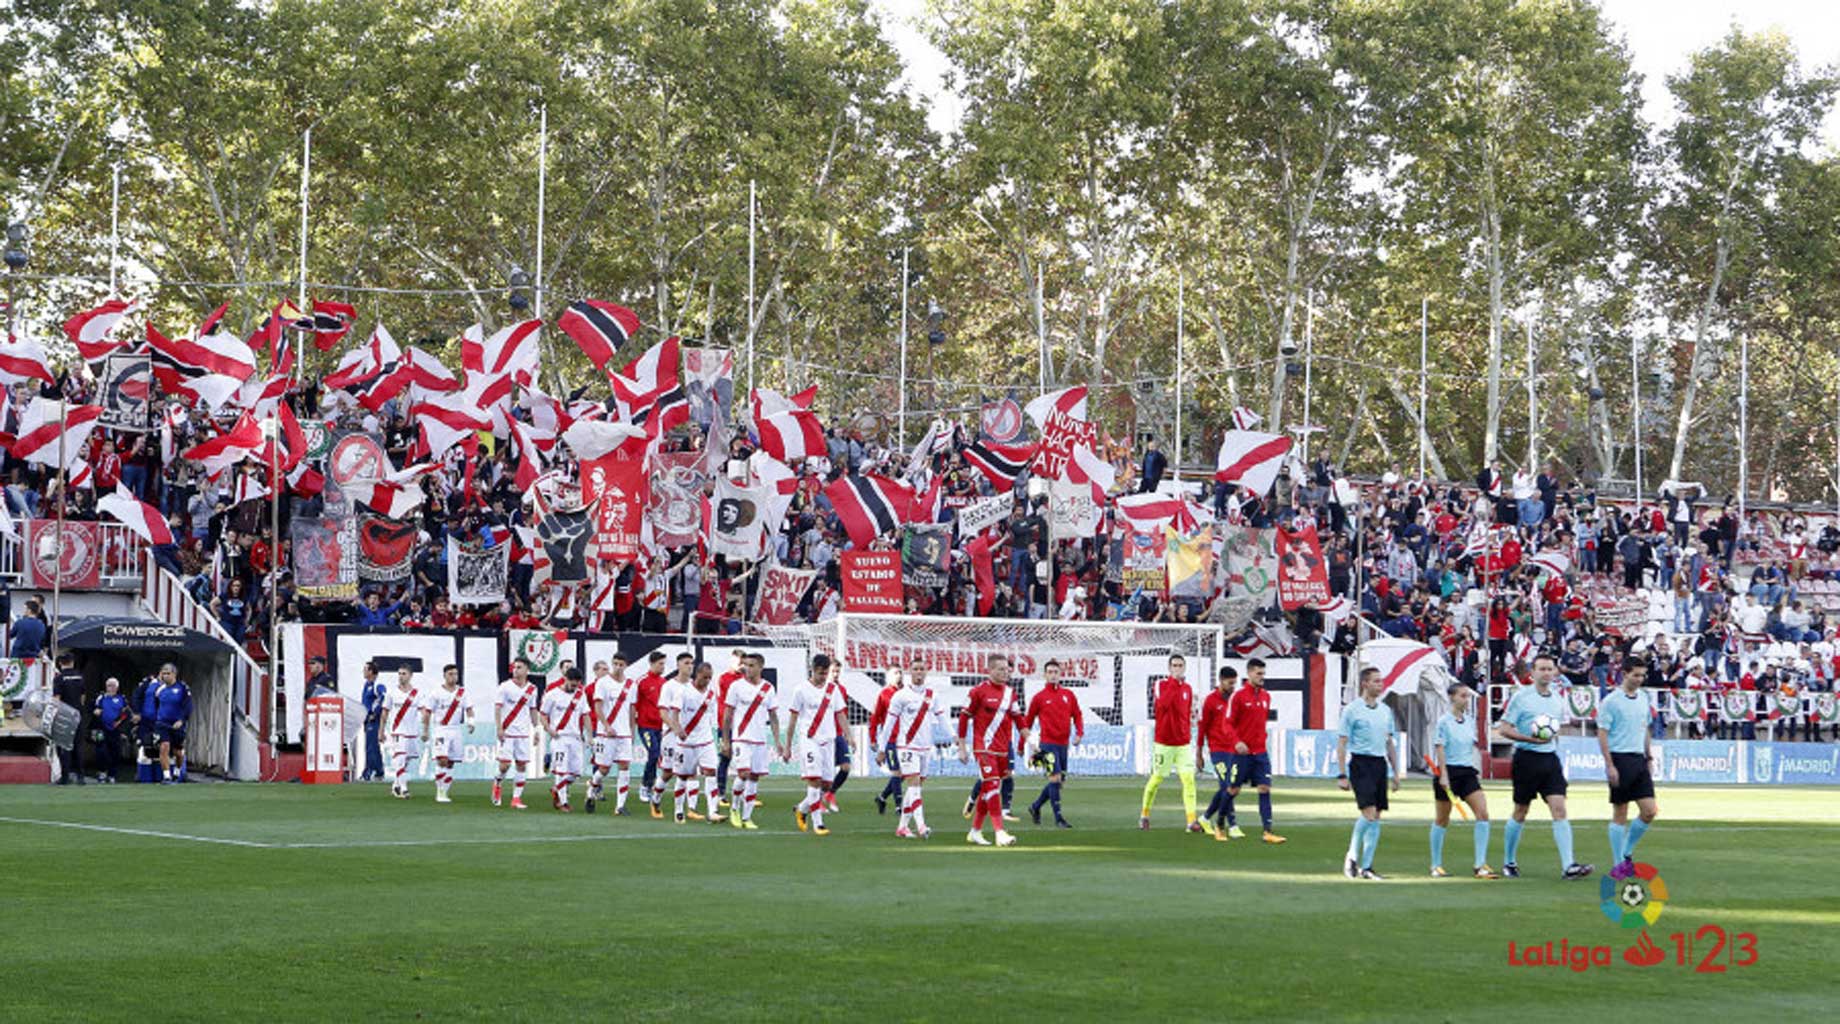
[1138,654,1201,831]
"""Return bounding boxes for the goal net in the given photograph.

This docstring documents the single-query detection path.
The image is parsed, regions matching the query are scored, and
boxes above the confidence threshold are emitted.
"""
[754,613,1224,730]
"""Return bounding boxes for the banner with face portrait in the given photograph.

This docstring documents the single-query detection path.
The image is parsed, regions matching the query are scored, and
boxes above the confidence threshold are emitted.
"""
[448,538,509,607]
[582,448,648,566]
[902,524,952,589]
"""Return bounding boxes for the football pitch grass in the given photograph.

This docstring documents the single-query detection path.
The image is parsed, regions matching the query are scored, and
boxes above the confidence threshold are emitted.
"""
[3,777,1836,1022]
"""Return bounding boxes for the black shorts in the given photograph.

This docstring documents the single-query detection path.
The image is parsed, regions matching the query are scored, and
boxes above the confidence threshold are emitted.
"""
[1433,765,1483,803]
[1607,752,1655,805]
[1036,743,1069,775]
[1510,750,1566,805]
[1348,754,1390,811]
[155,724,186,749]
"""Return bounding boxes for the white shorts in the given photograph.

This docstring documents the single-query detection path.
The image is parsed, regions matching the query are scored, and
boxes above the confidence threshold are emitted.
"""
[390,735,421,759]
[593,734,633,768]
[672,742,717,775]
[550,738,585,778]
[895,746,934,778]
[497,735,533,764]
[433,730,464,762]
[661,736,682,774]
[797,738,836,782]
[733,740,772,776]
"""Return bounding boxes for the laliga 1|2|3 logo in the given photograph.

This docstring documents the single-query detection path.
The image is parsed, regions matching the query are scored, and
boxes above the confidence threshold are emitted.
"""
[1506,863,1759,974]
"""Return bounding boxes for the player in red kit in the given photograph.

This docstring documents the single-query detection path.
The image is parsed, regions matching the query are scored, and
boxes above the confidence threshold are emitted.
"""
[1223,658,1286,843]
[635,651,673,817]
[957,654,1024,846]
[1024,659,1083,828]
[1140,653,1200,831]
[870,670,905,816]
[1198,666,1239,841]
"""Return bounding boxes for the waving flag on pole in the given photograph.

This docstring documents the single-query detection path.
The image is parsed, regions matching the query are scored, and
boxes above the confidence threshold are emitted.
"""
[1116,491,1198,533]
[610,335,681,410]
[10,399,103,468]
[249,300,304,376]
[824,473,918,548]
[755,409,826,465]
[1064,442,1116,504]
[308,300,357,351]
[0,334,56,385]
[401,346,460,392]
[1230,405,1262,430]
[149,321,257,380]
[1023,385,1088,428]
[750,384,817,424]
[181,411,263,475]
[480,318,542,386]
[1214,429,1293,496]
[99,485,175,546]
[63,298,141,362]
[558,299,640,373]
[1529,549,1571,577]
[962,438,1036,493]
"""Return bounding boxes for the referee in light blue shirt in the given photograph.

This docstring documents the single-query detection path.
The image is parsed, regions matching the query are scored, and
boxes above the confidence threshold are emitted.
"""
[1492,654,1593,880]
[1336,667,1400,880]
[1596,658,1659,878]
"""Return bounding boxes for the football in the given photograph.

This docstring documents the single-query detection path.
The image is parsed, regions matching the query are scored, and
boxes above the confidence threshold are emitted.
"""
[1531,714,1558,741]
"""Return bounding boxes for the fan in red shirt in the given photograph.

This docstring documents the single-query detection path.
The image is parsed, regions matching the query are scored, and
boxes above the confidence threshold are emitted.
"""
[1023,659,1084,828]
[1139,653,1200,832]
[870,671,905,815]
[635,651,672,816]
[1223,658,1285,844]
[956,654,1024,847]
[1198,665,1240,840]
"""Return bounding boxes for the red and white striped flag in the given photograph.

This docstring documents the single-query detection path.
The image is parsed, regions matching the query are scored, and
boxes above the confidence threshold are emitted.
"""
[0,334,55,386]
[402,346,460,392]
[10,398,103,468]
[98,485,175,545]
[750,384,818,424]
[1214,429,1292,496]
[1024,385,1088,427]
[755,409,826,465]
[1529,549,1571,577]
[63,298,141,362]
[1230,405,1262,431]
[1359,640,1443,697]
[610,334,681,410]
[181,412,264,475]
[479,318,542,386]
[1116,491,1197,533]
[1064,442,1116,504]
[308,300,357,351]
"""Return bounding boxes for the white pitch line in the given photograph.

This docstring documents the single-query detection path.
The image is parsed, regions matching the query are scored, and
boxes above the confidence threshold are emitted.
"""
[0,815,274,848]
[277,830,803,849]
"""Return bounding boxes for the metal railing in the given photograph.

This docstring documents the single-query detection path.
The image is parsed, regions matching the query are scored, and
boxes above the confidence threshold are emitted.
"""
[0,520,147,590]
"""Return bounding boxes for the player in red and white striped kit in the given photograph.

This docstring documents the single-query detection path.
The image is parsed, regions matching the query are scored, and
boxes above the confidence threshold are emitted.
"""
[958,654,1024,846]
[721,652,783,830]
[421,664,468,804]
[883,663,949,839]
[493,660,539,809]
[662,661,723,824]
[541,667,589,812]
[784,653,848,836]
[383,666,426,799]
[585,654,638,815]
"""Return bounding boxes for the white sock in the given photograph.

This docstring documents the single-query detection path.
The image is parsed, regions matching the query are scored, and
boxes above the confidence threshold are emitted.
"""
[743,779,758,821]
[590,768,606,798]
[800,786,820,813]
[391,752,408,790]
[702,776,718,816]
[616,768,630,810]
[513,771,526,798]
[674,781,687,815]
[910,785,925,832]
